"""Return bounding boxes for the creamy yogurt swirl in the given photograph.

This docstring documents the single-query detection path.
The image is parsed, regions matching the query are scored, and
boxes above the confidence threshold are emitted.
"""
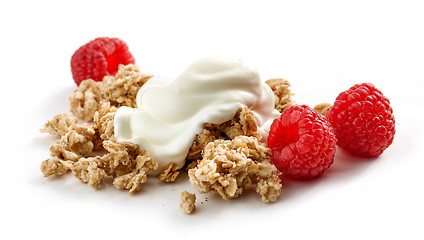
[114,55,278,175]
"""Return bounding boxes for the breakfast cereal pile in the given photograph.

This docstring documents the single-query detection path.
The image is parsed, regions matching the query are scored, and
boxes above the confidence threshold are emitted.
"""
[40,63,295,213]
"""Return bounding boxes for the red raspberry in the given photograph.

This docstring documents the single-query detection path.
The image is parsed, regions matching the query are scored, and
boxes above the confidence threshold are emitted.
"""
[71,37,135,86]
[326,83,395,157]
[268,105,337,179]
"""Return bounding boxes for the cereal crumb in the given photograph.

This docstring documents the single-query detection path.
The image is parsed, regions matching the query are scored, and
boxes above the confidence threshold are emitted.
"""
[158,162,180,183]
[71,157,106,189]
[50,123,98,161]
[101,140,139,177]
[49,143,80,162]
[314,102,332,116]
[219,107,262,140]
[265,78,296,113]
[71,156,106,189]
[187,125,221,161]
[40,113,78,137]
[112,149,158,193]
[180,191,196,214]
[40,157,73,177]
[113,171,147,193]
[102,64,152,108]
[256,175,282,203]
[93,102,117,141]
[186,107,261,162]
[69,79,103,122]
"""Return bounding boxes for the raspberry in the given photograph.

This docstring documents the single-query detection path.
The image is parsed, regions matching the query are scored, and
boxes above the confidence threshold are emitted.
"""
[326,83,395,157]
[71,37,135,86]
[268,105,337,179]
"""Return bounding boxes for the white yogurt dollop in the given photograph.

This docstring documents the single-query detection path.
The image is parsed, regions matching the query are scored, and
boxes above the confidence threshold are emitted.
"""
[114,55,278,175]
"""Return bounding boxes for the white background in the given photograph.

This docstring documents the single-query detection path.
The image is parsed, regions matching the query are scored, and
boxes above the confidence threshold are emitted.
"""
[1,0,423,239]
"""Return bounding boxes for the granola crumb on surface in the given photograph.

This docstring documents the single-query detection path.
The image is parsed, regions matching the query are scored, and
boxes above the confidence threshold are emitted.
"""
[314,102,332,116]
[256,175,282,203]
[71,156,106,189]
[265,78,296,113]
[180,191,196,214]
[112,149,158,193]
[158,162,180,183]
[40,113,78,137]
[49,123,98,162]
[113,171,147,193]
[69,79,103,122]
[219,107,262,140]
[187,124,221,161]
[93,102,117,141]
[102,64,152,108]
[186,107,261,162]
[40,157,73,177]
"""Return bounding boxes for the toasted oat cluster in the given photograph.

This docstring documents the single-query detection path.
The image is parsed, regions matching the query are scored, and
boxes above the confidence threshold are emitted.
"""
[184,107,283,203]
[41,123,158,192]
[41,63,295,210]
[41,65,157,193]
[180,191,196,214]
[69,64,152,122]
[188,136,282,203]
[94,102,117,141]
[69,79,103,122]
[265,78,296,113]
[313,102,332,116]
[102,64,151,108]
[186,107,261,161]
[159,162,180,183]
[40,113,78,137]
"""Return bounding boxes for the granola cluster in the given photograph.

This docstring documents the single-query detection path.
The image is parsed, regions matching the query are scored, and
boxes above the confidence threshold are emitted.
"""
[40,113,78,137]
[41,116,158,192]
[265,78,296,113]
[185,107,283,203]
[158,162,180,183]
[314,102,332,116]
[186,107,262,161]
[41,64,158,193]
[69,64,152,122]
[180,191,196,214]
[188,136,281,203]
[40,63,296,211]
